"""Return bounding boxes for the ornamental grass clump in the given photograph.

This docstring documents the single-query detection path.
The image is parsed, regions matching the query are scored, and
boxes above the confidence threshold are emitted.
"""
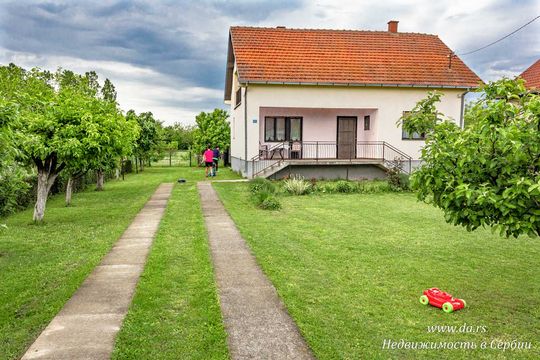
[283,175,312,195]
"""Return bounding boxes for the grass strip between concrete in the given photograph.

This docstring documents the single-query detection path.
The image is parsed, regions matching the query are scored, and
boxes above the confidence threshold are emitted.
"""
[112,182,229,359]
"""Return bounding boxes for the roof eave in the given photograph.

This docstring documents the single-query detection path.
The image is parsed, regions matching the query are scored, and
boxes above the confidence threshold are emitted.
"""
[241,80,479,89]
[223,32,235,101]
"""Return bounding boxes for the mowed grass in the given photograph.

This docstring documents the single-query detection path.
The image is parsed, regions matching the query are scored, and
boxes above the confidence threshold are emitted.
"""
[0,166,238,360]
[214,183,540,359]
[112,181,229,359]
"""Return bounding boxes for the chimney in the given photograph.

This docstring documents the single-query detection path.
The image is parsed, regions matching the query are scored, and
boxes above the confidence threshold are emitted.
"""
[387,20,399,33]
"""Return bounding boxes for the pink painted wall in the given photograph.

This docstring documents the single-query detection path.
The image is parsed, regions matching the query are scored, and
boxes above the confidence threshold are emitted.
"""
[259,107,378,145]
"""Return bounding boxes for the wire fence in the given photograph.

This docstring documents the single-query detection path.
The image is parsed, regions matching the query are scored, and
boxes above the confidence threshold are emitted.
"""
[150,150,230,168]
[151,150,198,167]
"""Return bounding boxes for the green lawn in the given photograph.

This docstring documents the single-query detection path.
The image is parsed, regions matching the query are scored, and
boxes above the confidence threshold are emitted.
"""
[112,182,229,359]
[0,166,238,360]
[214,183,540,359]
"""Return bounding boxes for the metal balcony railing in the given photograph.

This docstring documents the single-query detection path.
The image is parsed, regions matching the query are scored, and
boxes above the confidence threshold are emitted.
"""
[250,141,412,177]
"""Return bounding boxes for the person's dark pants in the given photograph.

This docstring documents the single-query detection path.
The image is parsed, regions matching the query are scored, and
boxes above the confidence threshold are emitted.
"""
[213,158,219,172]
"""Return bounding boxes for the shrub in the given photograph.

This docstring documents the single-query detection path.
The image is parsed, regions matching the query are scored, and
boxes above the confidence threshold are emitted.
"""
[249,178,281,210]
[386,159,410,191]
[249,177,276,194]
[0,165,31,216]
[252,190,281,210]
[313,182,332,193]
[312,179,394,194]
[334,180,357,193]
[358,180,391,193]
[398,173,410,190]
[283,175,312,195]
[259,195,281,210]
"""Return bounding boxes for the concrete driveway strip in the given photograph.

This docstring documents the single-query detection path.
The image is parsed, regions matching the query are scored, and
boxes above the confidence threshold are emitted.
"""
[198,182,314,360]
[22,183,174,360]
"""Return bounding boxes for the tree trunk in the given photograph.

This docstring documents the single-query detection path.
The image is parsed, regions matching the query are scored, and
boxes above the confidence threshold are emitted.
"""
[33,169,59,222]
[65,176,73,206]
[115,168,120,180]
[139,158,144,172]
[96,170,105,191]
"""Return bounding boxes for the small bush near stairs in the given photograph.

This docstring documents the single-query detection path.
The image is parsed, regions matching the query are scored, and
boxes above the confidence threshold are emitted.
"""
[249,178,281,210]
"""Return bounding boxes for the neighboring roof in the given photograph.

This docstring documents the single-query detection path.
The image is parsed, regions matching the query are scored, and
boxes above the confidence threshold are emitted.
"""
[224,26,482,100]
[519,59,540,89]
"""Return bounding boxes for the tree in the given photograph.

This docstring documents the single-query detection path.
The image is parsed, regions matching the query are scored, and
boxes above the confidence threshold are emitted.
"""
[164,122,196,150]
[0,64,138,221]
[401,79,540,238]
[101,78,117,103]
[92,77,134,191]
[0,89,30,216]
[193,109,230,154]
[131,110,161,170]
[72,99,138,195]
[1,65,66,222]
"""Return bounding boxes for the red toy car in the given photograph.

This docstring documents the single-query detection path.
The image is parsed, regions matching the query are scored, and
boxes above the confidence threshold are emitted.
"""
[420,288,466,313]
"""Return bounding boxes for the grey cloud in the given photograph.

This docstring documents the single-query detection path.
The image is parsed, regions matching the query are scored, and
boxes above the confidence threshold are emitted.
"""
[210,0,303,21]
[36,2,69,14]
[1,0,538,123]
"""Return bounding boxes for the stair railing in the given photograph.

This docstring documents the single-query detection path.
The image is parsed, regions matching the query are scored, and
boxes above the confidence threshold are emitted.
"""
[250,141,287,178]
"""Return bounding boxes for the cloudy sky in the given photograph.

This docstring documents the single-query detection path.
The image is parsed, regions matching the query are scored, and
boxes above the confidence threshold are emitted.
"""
[0,0,539,125]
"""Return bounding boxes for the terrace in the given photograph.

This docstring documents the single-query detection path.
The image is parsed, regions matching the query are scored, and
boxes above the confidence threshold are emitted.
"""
[251,140,412,178]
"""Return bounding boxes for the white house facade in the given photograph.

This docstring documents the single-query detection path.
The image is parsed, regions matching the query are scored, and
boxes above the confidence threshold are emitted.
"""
[224,22,481,179]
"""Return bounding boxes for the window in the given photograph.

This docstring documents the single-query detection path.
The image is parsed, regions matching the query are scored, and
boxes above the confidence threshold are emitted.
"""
[265,117,276,141]
[290,118,302,141]
[235,87,241,108]
[401,111,425,140]
[264,117,303,142]
[275,117,286,141]
[364,115,371,131]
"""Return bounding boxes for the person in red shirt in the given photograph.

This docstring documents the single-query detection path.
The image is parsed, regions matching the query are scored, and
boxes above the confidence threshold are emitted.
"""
[203,145,214,177]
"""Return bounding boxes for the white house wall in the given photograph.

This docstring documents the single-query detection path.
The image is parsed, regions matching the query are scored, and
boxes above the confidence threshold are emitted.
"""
[229,67,245,161]
[244,84,464,160]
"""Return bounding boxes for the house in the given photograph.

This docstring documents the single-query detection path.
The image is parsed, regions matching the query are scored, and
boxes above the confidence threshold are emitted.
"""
[224,21,481,179]
[519,59,540,91]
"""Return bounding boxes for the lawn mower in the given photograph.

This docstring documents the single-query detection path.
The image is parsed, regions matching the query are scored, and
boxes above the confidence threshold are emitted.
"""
[419,288,466,313]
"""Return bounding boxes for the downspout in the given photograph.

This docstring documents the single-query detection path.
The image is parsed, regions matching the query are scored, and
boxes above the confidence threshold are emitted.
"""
[244,85,248,174]
[459,90,468,129]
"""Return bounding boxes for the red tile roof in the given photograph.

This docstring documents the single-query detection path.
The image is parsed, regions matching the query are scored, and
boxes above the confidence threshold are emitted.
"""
[229,26,481,88]
[519,59,540,89]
